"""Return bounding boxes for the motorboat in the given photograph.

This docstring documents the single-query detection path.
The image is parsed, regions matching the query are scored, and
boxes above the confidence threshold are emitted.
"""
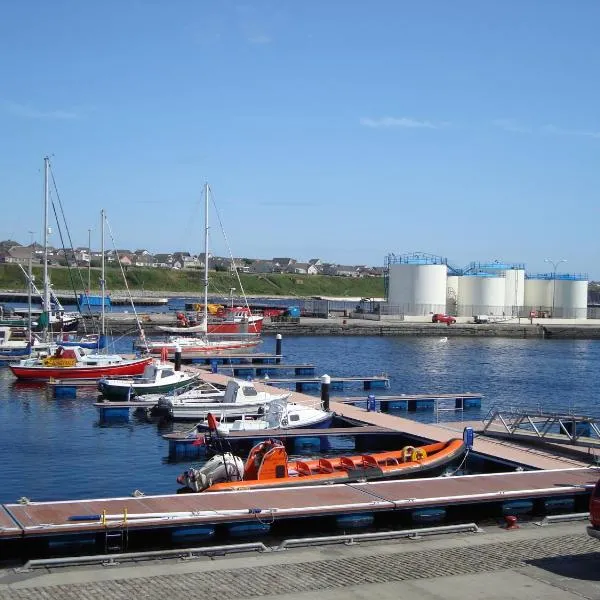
[198,398,333,435]
[97,360,201,400]
[177,437,467,492]
[151,378,290,421]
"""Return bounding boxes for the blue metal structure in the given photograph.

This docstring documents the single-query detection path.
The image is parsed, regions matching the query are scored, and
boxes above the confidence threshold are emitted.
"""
[526,272,588,281]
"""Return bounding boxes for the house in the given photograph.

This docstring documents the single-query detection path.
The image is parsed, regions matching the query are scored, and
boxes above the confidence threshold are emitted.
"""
[249,259,276,274]
[153,253,174,268]
[286,262,319,275]
[272,258,296,273]
[2,245,40,264]
[335,265,361,277]
[133,252,156,268]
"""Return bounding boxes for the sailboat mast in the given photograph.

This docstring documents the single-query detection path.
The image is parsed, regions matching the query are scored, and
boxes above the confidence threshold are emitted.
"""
[101,209,105,336]
[42,157,51,327]
[203,183,209,329]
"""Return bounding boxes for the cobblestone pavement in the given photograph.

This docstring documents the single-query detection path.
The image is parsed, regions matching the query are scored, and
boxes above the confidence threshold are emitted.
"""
[1,526,599,600]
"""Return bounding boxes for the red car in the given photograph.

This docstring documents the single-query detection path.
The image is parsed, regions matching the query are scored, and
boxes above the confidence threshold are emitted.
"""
[587,478,600,541]
[432,313,456,325]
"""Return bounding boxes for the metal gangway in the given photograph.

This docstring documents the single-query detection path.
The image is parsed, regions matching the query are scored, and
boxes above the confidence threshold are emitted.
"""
[482,405,600,450]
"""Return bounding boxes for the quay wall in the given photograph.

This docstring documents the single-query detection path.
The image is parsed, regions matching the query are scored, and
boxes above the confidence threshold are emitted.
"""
[88,313,600,339]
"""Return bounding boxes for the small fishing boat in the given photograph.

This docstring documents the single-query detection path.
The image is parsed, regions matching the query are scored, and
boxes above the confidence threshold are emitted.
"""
[97,360,200,400]
[197,397,333,435]
[9,345,153,381]
[177,437,466,492]
[152,379,290,421]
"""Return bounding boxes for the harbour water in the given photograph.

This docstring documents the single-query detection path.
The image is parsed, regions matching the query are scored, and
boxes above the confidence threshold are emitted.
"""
[0,334,598,504]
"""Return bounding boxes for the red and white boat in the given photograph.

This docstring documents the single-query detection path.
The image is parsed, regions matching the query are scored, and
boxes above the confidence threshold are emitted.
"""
[143,335,262,359]
[9,345,153,381]
[157,307,263,335]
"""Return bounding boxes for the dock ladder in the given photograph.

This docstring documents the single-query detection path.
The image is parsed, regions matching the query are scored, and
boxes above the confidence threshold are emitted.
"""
[103,509,129,554]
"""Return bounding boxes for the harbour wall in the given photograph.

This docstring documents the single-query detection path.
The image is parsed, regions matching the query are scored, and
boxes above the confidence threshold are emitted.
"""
[88,313,600,339]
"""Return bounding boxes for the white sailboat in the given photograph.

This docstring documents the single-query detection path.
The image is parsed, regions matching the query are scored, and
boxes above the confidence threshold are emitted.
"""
[142,183,262,358]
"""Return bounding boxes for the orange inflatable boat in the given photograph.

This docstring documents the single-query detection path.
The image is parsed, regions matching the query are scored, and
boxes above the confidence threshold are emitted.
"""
[177,437,466,492]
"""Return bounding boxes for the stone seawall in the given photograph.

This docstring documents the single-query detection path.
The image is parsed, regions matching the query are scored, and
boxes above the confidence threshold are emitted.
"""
[89,313,600,339]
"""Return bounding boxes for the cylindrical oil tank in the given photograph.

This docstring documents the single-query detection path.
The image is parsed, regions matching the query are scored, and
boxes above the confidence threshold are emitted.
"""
[387,264,447,316]
[553,279,588,319]
[524,279,552,310]
[503,269,525,313]
[457,275,505,316]
[446,275,459,301]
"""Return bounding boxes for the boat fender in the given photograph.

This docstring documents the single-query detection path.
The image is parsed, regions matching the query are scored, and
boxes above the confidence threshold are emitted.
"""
[411,448,427,462]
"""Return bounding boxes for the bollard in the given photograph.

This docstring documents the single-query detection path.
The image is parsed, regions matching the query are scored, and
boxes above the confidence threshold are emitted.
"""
[210,359,218,374]
[320,374,331,412]
[174,345,182,371]
[275,334,282,364]
[504,515,519,530]
[367,393,376,412]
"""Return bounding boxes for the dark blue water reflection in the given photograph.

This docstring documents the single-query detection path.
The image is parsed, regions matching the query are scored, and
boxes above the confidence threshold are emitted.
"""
[0,335,598,504]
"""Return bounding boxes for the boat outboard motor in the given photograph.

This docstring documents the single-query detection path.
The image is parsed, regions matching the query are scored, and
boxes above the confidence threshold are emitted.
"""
[177,453,244,492]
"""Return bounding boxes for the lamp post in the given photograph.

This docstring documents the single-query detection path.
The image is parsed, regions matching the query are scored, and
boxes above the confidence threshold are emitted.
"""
[544,258,566,318]
[229,287,236,309]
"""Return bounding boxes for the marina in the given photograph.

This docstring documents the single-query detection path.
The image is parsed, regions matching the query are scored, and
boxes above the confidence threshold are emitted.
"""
[0,334,599,564]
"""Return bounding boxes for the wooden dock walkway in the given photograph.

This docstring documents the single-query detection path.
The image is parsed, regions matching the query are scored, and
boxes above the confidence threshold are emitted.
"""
[1,468,597,540]
[183,371,593,470]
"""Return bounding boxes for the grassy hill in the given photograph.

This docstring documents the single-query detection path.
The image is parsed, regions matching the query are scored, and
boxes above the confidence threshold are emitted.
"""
[0,264,385,298]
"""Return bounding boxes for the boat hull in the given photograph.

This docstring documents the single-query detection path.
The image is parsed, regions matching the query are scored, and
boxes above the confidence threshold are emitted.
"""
[147,339,261,358]
[191,439,466,493]
[9,357,153,381]
[98,375,199,400]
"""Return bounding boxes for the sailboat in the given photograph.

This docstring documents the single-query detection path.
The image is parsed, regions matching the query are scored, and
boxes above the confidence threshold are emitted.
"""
[9,207,153,381]
[142,183,262,359]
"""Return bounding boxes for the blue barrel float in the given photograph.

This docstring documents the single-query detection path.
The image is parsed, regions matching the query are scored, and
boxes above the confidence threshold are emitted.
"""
[171,526,216,545]
[335,513,375,529]
[293,437,322,454]
[543,496,576,514]
[501,499,533,516]
[411,507,447,525]
[47,533,97,553]
[226,522,271,538]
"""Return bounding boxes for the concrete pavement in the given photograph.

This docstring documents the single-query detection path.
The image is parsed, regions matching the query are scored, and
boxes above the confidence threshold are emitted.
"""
[1,520,599,599]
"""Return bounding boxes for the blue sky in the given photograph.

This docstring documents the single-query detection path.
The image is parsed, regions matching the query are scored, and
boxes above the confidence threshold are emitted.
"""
[1,1,599,277]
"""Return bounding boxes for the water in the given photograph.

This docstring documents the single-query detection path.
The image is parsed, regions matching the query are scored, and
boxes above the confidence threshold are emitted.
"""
[0,334,598,504]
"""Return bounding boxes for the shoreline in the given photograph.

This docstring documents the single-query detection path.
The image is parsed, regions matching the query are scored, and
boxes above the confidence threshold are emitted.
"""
[93,313,600,339]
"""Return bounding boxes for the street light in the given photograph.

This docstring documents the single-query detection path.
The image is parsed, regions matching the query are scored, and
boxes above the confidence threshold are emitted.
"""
[544,258,567,318]
[229,287,236,309]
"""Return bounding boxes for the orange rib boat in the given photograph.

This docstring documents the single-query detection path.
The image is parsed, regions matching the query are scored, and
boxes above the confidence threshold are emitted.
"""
[177,437,466,492]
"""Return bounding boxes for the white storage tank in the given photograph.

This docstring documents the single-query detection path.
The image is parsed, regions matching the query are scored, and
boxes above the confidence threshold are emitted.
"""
[553,278,588,319]
[524,278,552,311]
[503,269,525,313]
[457,274,506,316]
[386,254,448,316]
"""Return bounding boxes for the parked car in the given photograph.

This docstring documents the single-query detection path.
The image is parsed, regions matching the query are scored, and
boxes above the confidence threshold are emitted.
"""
[587,477,600,541]
[432,314,456,325]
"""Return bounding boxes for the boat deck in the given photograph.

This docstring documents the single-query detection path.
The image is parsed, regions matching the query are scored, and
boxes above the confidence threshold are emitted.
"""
[1,468,597,539]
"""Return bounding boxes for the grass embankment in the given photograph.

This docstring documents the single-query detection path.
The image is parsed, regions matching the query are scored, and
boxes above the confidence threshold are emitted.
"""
[0,264,385,298]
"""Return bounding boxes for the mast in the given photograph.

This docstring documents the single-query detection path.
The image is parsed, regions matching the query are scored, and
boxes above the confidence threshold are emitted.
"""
[42,156,51,339]
[27,254,33,355]
[101,209,105,336]
[202,182,209,333]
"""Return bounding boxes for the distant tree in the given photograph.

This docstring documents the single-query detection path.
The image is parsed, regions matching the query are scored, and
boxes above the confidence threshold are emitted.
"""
[214,264,227,272]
